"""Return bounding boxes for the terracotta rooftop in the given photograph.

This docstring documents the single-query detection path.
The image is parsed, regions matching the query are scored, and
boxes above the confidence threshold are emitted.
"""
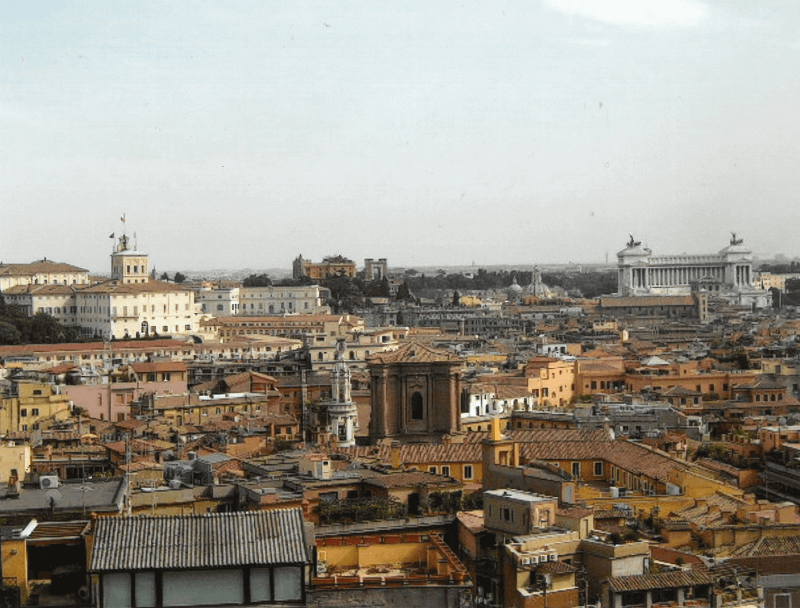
[456,510,485,534]
[0,261,88,275]
[362,471,461,490]
[607,568,714,593]
[367,341,459,364]
[730,535,800,557]
[599,296,696,308]
[129,361,188,374]
[336,443,482,464]
[78,279,193,295]
[3,284,78,295]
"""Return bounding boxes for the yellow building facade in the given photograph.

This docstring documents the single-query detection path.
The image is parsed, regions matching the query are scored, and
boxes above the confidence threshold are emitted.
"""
[0,382,73,435]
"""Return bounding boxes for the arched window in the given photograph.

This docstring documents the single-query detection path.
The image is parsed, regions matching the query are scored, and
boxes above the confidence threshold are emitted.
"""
[410,392,424,420]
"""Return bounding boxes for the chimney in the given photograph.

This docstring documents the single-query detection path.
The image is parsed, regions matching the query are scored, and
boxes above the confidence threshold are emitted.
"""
[390,441,402,470]
[490,417,503,442]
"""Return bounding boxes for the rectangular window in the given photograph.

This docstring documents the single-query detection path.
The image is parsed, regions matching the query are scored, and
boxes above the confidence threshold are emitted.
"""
[572,462,580,477]
[31,408,39,416]
[102,573,131,608]
[464,465,474,480]
[134,572,156,608]
[162,569,243,607]
[594,462,603,476]
[441,466,450,477]
[429,466,437,474]
[250,567,272,603]
[775,594,791,608]
[273,566,302,602]
[20,409,27,417]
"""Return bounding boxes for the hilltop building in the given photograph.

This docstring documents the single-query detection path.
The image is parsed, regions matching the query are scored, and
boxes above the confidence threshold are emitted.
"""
[364,258,388,280]
[293,254,357,280]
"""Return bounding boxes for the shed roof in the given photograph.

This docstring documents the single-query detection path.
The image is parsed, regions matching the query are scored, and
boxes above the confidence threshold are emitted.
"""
[90,509,309,572]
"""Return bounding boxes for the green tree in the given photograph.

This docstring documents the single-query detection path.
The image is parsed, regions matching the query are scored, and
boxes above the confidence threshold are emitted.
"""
[396,281,413,301]
[243,273,273,287]
[173,272,187,283]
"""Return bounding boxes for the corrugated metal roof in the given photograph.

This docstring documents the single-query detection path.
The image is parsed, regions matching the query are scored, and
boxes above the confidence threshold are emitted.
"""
[90,509,309,572]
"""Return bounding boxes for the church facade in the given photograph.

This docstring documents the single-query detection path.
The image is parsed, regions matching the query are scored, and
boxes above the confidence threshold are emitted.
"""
[368,341,462,442]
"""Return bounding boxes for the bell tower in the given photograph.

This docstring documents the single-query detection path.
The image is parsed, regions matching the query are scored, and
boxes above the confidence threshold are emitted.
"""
[110,233,150,284]
[326,340,359,447]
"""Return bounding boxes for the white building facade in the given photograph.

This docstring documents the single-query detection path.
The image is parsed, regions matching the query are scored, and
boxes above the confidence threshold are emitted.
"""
[0,260,90,291]
[238,284,330,315]
[617,234,770,308]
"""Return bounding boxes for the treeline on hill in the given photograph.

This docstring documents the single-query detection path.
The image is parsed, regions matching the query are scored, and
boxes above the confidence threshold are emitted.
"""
[316,269,618,312]
[402,269,617,300]
[758,261,800,274]
[0,295,82,346]
[539,271,617,299]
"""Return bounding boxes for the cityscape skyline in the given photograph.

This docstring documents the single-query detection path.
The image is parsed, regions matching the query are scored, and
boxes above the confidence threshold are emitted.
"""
[3,1,799,271]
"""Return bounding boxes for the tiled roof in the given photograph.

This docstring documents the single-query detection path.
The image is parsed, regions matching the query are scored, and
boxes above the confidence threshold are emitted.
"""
[465,383,534,399]
[537,560,576,574]
[3,284,77,295]
[77,279,193,295]
[90,509,310,571]
[215,314,361,325]
[367,341,459,364]
[336,443,482,464]
[608,568,713,592]
[0,339,189,357]
[463,428,608,444]
[456,510,485,534]
[672,493,748,527]
[599,296,696,308]
[557,507,594,519]
[363,472,460,489]
[733,378,786,390]
[0,261,88,275]
[730,535,800,557]
[129,361,188,373]
[517,436,688,481]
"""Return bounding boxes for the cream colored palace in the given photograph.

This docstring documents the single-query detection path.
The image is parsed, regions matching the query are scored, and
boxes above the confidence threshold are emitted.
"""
[3,234,199,339]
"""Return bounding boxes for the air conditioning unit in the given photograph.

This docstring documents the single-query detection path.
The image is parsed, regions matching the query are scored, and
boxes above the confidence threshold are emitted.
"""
[40,475,59,489]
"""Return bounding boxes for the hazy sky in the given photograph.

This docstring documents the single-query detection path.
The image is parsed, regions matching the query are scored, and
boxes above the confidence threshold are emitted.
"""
[2,1,799,273]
